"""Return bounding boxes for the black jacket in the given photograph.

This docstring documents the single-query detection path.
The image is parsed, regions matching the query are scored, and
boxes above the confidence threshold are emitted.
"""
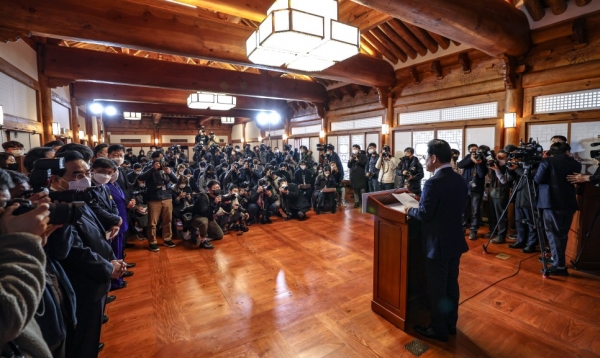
[534,154,582,211]
[88,183,121,231]
[458,155,488,193]
[280,183,311,212]
[348,151,367,187]
[137,167,178,201]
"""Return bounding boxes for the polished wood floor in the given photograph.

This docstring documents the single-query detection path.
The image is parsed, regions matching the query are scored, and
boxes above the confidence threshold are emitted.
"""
[101,204,600,358]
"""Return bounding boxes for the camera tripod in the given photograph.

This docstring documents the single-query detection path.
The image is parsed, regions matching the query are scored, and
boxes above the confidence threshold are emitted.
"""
[482,164,552,278]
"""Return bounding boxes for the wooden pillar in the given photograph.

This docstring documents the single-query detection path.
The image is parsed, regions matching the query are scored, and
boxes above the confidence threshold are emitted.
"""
[84,113,93,146]
[39,75,54,144]
[317,104,326,144]
[504,80,523,148]
[383,93,394,147]
[70,96,80,143]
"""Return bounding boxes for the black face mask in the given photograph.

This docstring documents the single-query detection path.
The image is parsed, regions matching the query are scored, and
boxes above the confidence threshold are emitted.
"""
[212,189,222,196]
[6,163,19,171]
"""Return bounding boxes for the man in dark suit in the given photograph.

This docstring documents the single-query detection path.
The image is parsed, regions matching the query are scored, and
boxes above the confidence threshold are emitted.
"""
[534,142,582,276]
[408,139,468,342]
[347,144,367,208]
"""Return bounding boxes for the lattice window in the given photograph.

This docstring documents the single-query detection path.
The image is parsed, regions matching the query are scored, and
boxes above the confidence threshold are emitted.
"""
[437,129,464,154]
[399,102,498,125]
[534,89,600,114]
[351,134,365,152]
[304,124,321,134]
[413,131,434,184]
[528,123,568,151]
[465,127,495,150]
[338,135,350,180]
[266,129,284,136]
[291,127,306,135]
[330,117,381,131]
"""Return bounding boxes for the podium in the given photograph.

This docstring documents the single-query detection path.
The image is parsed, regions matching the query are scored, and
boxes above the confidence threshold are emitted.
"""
[570,182,600,270]
[366,189,424,331]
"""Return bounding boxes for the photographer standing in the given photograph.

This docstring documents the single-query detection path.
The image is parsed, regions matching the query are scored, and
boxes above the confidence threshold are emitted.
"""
[534,142,582,276]
[365,143,380,192]
[376,149,399,190]
[322,145,344,179]
[398,147,424,195]
[278,178,310,220]
[458,144,489,240]
[348,145,367,208]
[488,150,511,244]
[137,152,179,252]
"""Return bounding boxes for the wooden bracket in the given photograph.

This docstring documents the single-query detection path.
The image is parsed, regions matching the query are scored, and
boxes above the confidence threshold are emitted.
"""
[376,87,394,109]
[47,77,73,88]
[572,17,587,48]
[500,54,517,90]
[152,113,162,125]
[458,52,471,74]
[316,103,325,119]
[0,27,24,43]
[431,60,443,79]
[409,66,420,84]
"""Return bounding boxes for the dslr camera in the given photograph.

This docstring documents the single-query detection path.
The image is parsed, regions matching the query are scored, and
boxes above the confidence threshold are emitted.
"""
[590,141,600,159]
[508,139,543,167]
[7,198,84,226]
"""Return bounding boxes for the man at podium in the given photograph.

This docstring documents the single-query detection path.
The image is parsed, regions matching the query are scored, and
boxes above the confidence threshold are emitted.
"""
[407,139,468,342]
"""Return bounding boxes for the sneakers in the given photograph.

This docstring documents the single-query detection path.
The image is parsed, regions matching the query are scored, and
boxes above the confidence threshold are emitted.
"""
[200,240,214,250]
[491,237,506,244]
[341,200,347,207]
[543,266,569,276]
[469,231,478,241]
[148,243,160,252]
[163,241,176,248]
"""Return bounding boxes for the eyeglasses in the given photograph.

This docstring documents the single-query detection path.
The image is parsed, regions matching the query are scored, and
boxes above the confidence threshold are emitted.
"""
[71,171,91,180]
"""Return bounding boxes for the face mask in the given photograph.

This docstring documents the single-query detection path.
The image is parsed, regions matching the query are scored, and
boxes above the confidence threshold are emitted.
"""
[6,163,19,171]
[179,184,187,189]
[135,170,142,175]
[275,150,280,153]
[138,183,146,188]
[112,157,124,166]
[110,171,119,182]
[368,149,374,154]
[353,149,358,154]
[318,170,323,174]
[324,172,330,177]
[93,173,111,184]
[185,175,192,179]
[8,150,23,156]
[212,189,222,196]
[499,160,507,166]
[66,176,91,191]
[300,165,306,170]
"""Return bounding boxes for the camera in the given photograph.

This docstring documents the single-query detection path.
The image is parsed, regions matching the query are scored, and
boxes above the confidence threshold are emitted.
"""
[48,187,101,204]
[590,141,600,159]
[483,150,498,167]
[7,198,84,226]
[283,144,292,152]
[280,184,288,191]
[170,145,181,154]
[30,158,65,192]
[381,152,391,159]
[508,139,543,167]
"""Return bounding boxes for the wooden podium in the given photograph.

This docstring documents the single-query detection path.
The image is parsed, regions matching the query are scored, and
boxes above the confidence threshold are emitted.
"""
[570,182,600,270]
[366,189,423,331]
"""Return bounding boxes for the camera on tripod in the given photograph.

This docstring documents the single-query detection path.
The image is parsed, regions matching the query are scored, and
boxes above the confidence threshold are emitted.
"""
[508,139,543,167]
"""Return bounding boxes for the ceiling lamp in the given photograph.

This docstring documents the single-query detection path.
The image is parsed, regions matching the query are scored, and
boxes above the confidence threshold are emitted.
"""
[187,92,236,110]
[124,112,142,120]
[246,0,359,72]
[221,117,235,124]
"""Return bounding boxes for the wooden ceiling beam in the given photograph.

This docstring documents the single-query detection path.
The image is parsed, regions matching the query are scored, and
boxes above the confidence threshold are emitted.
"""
[360,39,382,58]
[72,82,288,111]
[96,102,258,118]
[403,22,439,54]
[378,23,418,60]
[362,33,399,64]
[523,0,546,21]
[371,28,408,62]
[546,0,567,15]
[387,19,428,57]
[42,44,327,103]
[344,7,393,32]
[428,31,451,50]
[0,0,395,87]
[350,0,531,57]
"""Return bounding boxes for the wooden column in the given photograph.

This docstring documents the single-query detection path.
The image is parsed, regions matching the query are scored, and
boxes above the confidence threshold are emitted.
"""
[504,81,523,148]
[38,75,54,144]
[383,93,394,147]
[70,96,80,143]
[84,113,93,146]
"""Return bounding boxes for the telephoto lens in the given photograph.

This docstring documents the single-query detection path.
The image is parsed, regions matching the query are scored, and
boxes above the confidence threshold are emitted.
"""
[7,198,84,226]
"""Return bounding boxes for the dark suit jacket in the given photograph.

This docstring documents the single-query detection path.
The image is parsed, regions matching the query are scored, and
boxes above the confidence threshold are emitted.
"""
[534,154,582,211]
[115,167,133,202]
[88,183,121,231]
[408,167,469,260]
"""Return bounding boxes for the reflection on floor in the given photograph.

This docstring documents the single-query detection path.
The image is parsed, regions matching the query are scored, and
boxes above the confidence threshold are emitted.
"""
[101,206,600,358]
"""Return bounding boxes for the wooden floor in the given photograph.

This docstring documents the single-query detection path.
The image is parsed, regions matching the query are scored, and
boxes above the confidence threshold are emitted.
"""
[101,205,600,358]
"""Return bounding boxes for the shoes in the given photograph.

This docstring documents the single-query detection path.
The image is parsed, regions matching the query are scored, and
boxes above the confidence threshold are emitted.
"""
[413,325,449,342]
[298,212,307,220]
[469,232,478,241]
[508,242,526,249]
[543,266,569,276]
[538,256,554,265]
[163,241,176,248]
[102,314,109,324]
[353,202,360,208]
[341,201,347,207]
[110,281,128,291]
[106,295,116,304]
[99,343,105,352]
[522,245,538,253]
[483,232,493,239]
[506,235,517,242]
[239,224,249,232]
[315,207,321,215]
[200,240,214,250]
[126,262,136,269]
[491,237,506,244]
[149,244,160,252]
[122,271,134,278]
[136,233,146,241]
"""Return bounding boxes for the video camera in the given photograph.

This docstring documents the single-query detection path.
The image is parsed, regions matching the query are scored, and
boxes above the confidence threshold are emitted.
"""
[7,198,84,226]
[591,141,600,159]
[29,158,64,192]
[316,143,334,152]
[508,139,543,167]
[170,144,182,154]
[283,144,292,152]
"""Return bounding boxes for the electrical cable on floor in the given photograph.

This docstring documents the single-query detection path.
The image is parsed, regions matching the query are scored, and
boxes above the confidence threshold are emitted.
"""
[459,253,539,305]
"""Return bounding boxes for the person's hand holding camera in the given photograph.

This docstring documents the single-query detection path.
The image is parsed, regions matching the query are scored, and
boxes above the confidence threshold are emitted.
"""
[163,166,172,175]
[0,203,51,238]
[257,186,264,193]
[214,195,222,204]
[126,199,136,209]
[29,190,52,205]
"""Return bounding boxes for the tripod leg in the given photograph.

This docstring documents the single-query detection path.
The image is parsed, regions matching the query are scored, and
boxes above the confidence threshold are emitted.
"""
[483,174,524,253]
[524,175,550,278]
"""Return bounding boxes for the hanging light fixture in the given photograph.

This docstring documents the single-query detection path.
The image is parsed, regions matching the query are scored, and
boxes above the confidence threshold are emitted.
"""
[246,0,359,72]
[124,112,142,120]
[188,92,236,110]
[221,117,235,124]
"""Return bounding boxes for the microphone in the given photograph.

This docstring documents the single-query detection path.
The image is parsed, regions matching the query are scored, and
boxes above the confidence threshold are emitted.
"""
[591,142,600,147]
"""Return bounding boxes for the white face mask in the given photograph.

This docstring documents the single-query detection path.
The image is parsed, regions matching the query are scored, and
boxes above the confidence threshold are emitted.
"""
[93,173,111,185]
[368,149,374,154]
[110,171,119,183]
[499,160,507,166]
[7,149,23,156]
[179,184,186,189]
[112,157,124,166]
[66,176,91,191]
[300,165,306,170]
[134,170,142,175]
[353,149,359,154]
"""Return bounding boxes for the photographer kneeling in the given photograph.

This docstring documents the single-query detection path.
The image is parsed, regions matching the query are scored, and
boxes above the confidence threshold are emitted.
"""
[190,180,224,250]
[247,181,278,224]
[278,178,310,220]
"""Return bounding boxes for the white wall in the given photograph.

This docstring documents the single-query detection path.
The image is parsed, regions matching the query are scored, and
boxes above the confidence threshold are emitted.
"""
[231,124,243,140]
[0,40,38,80]
[51,86,70,102]
[245,121,260,140]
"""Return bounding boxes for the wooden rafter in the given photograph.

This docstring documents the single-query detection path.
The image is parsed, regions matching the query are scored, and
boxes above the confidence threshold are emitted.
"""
[378,23,417,60]
[427,31,451,50]
[387,19,427,57]
[371,28,408,62]
[362,33,399,64]
[403,22,439,54]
